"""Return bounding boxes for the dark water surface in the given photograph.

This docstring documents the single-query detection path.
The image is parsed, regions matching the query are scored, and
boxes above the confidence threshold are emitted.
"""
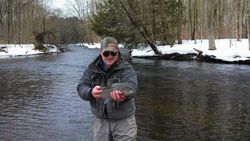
[1,47,250,141]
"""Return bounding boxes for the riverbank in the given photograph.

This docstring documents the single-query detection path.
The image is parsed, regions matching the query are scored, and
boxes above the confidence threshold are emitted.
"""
[131,39,250,64]
[0,44,59,58]
[1,39,250,64]
[80,39,250,64]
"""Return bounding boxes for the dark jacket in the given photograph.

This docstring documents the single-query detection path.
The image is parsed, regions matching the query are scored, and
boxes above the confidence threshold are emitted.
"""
[77,55,138,120]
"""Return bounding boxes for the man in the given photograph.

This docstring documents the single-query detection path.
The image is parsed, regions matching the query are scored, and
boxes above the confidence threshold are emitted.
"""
[77,37,138,141]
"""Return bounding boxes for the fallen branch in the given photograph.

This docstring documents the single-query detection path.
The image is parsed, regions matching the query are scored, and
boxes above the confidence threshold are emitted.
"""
[0,46,8,53]
[193,48,203,57]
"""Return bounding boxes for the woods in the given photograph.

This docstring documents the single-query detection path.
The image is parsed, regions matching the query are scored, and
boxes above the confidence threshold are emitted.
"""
[1,0,47,43]
[0,0,96,44]
[91,0,250,52]
[0,0,250,51]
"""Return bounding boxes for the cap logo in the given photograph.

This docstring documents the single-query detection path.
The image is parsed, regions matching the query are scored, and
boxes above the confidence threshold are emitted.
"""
[107,43,118,48]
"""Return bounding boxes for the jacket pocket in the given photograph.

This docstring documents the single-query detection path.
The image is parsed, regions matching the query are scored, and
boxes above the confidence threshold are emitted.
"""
[91,74,101,86]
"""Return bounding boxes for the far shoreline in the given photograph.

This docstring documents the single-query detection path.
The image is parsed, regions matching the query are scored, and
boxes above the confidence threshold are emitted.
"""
[1,39,250,65]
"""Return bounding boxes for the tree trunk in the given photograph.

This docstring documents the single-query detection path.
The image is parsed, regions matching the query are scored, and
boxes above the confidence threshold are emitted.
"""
[149,0,156,44]
[248,11,250,50]
[192,0,198,41]
[7,0,13,44]
[236,0,241,41]
[43,13,50,33]
[0,0,6,34]
[177,0,182,44]
[208,0,216,50]
[117,0,162,55]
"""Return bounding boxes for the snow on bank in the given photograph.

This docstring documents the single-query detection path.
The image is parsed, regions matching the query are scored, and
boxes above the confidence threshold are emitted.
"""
[73,43,124,49]
[1,39,250,63]
[0,44,59,58]
[76,43,100,49]
[132,39,250,62]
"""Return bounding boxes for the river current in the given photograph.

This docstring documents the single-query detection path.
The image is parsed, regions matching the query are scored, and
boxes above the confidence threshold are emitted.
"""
[0,47,250,141]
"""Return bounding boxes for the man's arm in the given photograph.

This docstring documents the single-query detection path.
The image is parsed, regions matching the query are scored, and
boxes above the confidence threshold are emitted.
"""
[121,62,138,96]
[77,67,95,101]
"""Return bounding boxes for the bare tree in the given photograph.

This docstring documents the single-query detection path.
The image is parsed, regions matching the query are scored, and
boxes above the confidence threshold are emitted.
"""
[188,0,198,41]
[176,0,183,44]
[248,10,250,50]
[236,0,241,41]
[70,0,97,44]
[7,0,14,43]
[15,0,33,44]
[0,0,7,34]
[207,0,216,50]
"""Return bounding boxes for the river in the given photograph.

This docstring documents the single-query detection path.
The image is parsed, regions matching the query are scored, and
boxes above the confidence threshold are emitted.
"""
[0,47,250,141]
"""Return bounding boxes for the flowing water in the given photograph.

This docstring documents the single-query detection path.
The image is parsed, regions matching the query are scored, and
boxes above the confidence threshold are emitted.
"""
[0,47,250,141]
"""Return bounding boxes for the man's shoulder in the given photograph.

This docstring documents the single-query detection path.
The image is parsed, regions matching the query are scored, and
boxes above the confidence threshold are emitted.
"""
[119,60,136,74]
[117,59,132,68]
[88,56,102,71]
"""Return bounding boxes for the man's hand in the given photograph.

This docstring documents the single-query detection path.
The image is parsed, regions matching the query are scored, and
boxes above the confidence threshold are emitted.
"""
[110,90,126,102]
[91,86,103,100]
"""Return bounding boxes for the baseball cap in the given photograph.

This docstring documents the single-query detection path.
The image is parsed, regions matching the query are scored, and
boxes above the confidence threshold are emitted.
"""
[100,37,118,52]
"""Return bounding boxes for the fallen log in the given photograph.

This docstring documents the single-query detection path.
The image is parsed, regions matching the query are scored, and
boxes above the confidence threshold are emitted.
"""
[133,52,197,61]
[0,46,8,53]
[133,51,250,65]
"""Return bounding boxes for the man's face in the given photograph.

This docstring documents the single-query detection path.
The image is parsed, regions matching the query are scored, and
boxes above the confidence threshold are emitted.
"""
[100,44,119,68]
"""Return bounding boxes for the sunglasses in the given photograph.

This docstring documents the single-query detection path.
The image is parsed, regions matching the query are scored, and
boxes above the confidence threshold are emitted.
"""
[102,51,118,57]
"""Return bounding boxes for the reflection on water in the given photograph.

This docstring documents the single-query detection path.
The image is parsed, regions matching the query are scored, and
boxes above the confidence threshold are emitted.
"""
[134,59,250,141]
[1,47,250,141]
[0,48,97,141]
